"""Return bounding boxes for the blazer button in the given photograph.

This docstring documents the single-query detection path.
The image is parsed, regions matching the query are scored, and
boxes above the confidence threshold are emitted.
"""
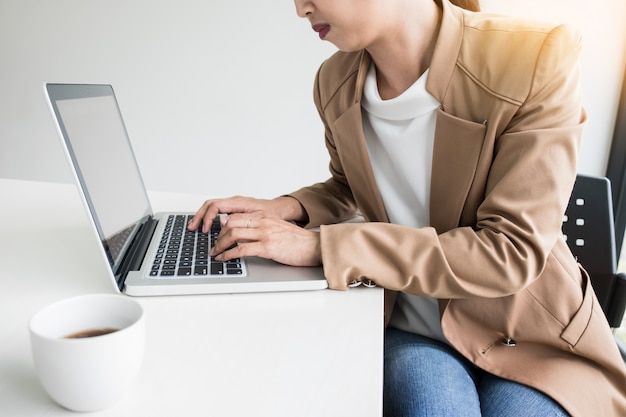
[501,337,517,347]
[363,279,377,288]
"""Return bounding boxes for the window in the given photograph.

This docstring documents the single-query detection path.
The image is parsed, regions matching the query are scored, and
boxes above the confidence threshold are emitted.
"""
[606,64,626,358]
[615,256,626,359]
[617,254,626,356]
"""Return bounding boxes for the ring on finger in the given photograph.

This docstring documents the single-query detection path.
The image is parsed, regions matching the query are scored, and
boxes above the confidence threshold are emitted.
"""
[246,219,252,228]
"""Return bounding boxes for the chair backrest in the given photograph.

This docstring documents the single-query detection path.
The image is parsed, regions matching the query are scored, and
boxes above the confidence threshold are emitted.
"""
[562,174,617,313]
[562,174,626,328]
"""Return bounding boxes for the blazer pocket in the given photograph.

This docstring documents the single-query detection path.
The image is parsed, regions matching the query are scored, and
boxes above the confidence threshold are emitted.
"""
[431,109,488,232]
[560,267,594,346]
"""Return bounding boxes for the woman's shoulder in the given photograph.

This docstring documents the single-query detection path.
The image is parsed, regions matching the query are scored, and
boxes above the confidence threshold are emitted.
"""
[460,12,582,63]
[457,13,582,103]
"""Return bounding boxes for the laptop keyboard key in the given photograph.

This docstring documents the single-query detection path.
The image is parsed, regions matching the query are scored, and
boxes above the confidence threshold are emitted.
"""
[210,263,224,275]
[194,266,208,275]
[177,267,192,276]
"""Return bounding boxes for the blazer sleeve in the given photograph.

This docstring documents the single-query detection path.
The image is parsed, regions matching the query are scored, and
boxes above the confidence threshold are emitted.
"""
[288,64,360,228]
[319,25,586,298]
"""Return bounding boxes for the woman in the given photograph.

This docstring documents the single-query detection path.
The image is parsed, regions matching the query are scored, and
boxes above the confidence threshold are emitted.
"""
[188,0,626,415]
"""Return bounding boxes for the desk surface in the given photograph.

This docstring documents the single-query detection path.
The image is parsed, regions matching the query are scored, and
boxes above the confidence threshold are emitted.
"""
[0,178,383,417]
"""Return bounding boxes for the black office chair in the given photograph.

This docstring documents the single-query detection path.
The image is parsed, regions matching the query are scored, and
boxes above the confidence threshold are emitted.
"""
[562,174,626,328]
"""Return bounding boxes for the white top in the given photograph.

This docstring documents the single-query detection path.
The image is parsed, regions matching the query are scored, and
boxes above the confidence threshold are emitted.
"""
[361,64,447,343]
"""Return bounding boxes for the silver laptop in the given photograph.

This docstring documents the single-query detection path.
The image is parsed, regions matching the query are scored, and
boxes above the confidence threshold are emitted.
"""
[44,83,328,296]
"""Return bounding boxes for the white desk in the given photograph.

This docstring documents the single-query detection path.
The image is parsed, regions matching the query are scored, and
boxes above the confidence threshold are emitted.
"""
[0,179,384,416]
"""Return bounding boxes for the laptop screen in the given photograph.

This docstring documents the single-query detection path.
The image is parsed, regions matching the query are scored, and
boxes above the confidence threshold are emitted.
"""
[45,84,152,272]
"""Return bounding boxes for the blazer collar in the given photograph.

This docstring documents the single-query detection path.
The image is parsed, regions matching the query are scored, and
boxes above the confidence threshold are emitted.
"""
[351,0,464,106]
[426,0,464,103]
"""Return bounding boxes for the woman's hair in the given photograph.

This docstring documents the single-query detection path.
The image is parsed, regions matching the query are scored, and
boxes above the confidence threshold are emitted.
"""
[450,0,480,12]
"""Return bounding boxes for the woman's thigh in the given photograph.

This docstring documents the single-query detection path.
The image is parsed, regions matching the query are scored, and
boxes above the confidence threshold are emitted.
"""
[383,328,481,417]
[478,373,570,417]
[383,328,570,417]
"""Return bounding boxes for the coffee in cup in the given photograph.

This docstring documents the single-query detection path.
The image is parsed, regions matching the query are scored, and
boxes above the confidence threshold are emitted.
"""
[29,293,145,412]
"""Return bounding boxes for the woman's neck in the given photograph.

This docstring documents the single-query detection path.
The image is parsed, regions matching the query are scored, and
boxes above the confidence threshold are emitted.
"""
[367,1,442,100]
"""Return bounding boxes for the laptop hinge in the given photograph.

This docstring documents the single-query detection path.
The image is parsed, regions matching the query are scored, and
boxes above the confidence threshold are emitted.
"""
[115,218,159,291]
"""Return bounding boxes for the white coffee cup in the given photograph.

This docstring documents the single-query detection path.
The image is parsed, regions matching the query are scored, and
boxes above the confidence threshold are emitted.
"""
[29,293,145,412]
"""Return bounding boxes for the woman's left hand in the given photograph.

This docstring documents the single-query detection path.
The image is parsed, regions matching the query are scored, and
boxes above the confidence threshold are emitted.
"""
[210,214,322,267]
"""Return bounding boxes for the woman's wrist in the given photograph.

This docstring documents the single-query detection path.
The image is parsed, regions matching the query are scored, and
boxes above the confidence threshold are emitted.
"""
[273,196,308,223]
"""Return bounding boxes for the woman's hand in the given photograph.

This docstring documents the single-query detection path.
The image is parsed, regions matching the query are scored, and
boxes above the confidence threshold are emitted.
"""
[187,195,318,266]
[187,195,306,234]
[210,215,322,267]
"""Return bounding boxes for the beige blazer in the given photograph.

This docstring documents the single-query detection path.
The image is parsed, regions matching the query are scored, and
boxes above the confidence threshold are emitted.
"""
[289,0,626,415]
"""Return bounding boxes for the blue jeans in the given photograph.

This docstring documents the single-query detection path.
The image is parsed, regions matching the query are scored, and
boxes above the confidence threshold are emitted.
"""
[384,328,570,417]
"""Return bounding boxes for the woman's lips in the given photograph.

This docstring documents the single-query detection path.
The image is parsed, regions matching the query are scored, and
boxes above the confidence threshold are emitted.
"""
[312,24,330,40]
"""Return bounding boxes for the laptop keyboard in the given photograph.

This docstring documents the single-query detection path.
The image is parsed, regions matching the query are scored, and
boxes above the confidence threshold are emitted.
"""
[149,214,245,278]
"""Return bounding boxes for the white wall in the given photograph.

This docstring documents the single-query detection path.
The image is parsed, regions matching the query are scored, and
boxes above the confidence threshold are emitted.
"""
[1,0,625,199]
[0,0,336,198]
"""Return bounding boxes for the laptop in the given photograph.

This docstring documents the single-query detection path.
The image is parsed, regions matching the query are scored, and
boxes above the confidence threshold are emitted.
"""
[44,83,328,296]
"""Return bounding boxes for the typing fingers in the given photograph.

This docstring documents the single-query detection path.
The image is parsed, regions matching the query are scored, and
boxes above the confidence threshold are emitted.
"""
[210,219,262,260]
[188,197,267,233]
[187,200,218,233]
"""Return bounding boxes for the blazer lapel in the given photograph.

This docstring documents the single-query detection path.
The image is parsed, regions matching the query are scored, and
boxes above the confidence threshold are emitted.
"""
[332,104,389,223]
